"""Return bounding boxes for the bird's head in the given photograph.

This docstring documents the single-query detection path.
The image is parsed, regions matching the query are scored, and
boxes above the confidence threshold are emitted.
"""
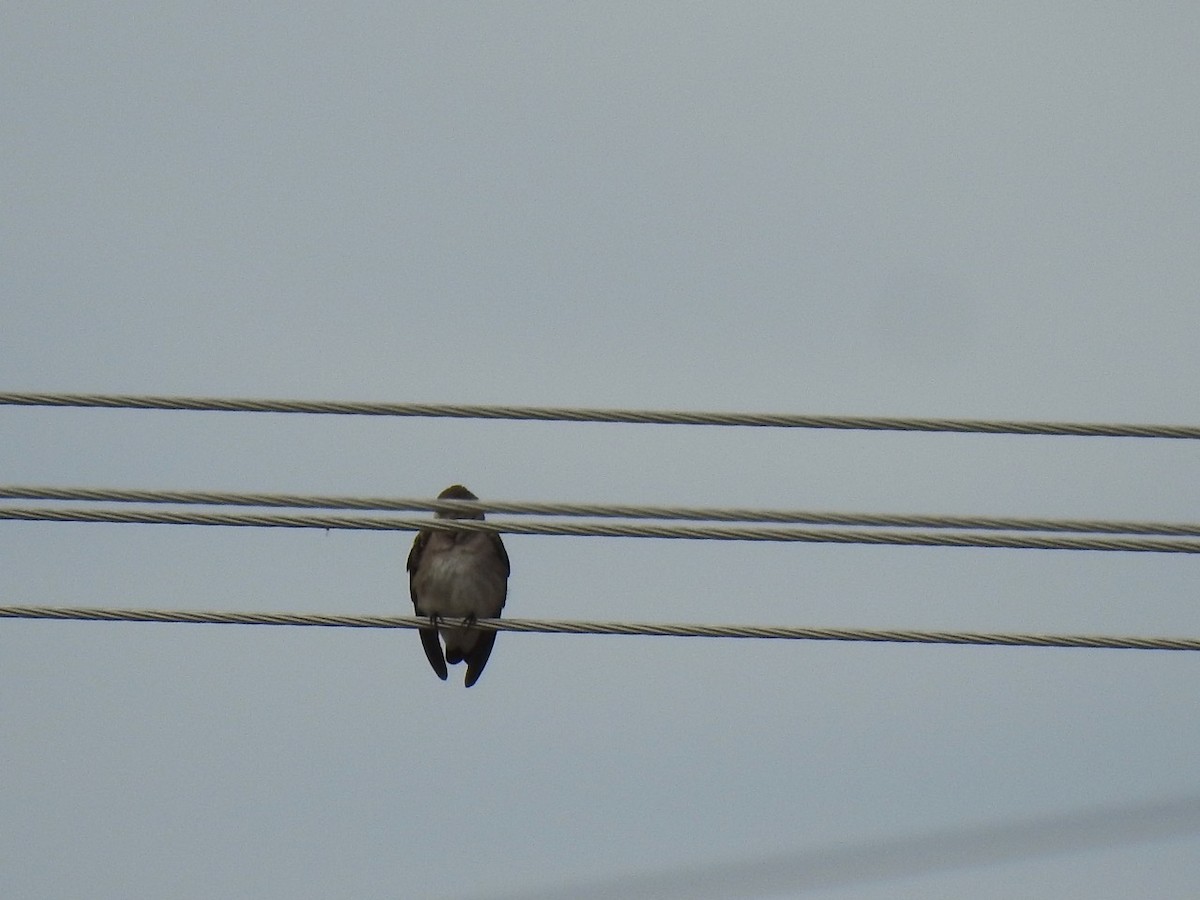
[434,484,485,520]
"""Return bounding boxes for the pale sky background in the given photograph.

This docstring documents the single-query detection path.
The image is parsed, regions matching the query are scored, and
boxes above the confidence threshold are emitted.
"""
[3,4,1200,898]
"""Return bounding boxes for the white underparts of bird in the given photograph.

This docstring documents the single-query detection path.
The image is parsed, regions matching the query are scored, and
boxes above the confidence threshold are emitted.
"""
[406,485,510,687]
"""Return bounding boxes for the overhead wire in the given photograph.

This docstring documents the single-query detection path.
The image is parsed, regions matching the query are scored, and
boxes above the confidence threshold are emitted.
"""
[4,505,1200,552]
[471,795,1200,899]
[2,390,1199,438]
[4,484,1200,537]
[2,605,1199,651]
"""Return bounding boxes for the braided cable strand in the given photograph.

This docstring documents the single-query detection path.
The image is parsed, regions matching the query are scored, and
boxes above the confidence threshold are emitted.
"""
[1,605,1197,651]
[4,505,1200,552]
[4,485,1200,537]
[2,391,1198,438]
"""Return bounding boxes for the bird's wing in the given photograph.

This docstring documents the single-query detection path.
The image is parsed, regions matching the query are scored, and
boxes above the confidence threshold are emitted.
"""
[418,626,448,681]
[463,631,497,688]
[406,529,429,608]
[407,528,448,680]
[490,533,511,577]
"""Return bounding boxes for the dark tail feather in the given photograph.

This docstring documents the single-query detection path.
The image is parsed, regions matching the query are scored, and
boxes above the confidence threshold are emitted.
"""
[419,626,448,681]
[463,631,498,688]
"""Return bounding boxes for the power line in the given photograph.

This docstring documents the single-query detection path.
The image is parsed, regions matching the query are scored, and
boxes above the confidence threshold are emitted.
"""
[2,605,1198,651]
[5,484,1200,537]
[2,390,1198,438]
[4,505,1200,552]
[472,795,1200,900]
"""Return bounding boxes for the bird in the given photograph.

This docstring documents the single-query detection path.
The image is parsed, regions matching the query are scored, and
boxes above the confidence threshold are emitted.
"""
[406,484,510,687]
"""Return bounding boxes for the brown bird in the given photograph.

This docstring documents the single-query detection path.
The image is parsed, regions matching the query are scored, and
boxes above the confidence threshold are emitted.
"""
[406,485,510,687]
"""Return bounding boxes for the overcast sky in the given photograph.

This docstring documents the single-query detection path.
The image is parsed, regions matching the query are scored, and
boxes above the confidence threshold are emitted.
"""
[3,4,1200,898]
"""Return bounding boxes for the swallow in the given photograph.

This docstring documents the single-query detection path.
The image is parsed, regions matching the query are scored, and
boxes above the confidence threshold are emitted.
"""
[406,484,510,687]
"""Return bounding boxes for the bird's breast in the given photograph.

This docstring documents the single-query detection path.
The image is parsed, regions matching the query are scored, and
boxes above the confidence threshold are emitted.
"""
[412,535,507,619]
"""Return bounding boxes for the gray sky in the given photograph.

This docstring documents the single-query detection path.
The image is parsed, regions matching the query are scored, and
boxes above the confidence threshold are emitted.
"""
[3,4,1199,898]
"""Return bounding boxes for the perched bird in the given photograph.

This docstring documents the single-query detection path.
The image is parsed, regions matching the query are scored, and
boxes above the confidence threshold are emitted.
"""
[406,484,510,687]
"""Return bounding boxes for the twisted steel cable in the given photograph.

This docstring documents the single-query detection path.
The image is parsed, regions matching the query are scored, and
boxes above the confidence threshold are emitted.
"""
[2,605,1197,651]
[7,511,1200,554]
[2,391,1198,438]
[4,505,1200,552]
[4,485,1200,537]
